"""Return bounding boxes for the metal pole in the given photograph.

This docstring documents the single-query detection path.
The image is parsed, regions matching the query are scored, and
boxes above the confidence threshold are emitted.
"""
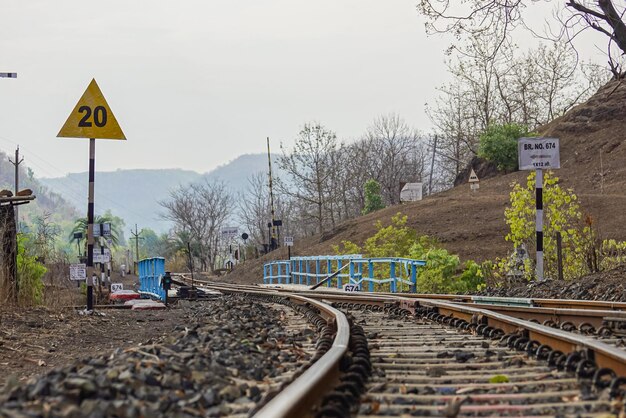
[536,169,544,280]
[86,138,95,310]
[267,137,277,250]
[428,135,438,195]
[556,231,563,281]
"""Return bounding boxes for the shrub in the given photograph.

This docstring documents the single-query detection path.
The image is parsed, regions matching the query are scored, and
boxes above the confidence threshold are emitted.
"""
[362,179,385,215]
[478,124,533,171]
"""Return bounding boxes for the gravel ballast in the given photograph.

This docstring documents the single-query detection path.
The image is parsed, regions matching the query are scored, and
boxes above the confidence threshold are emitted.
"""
[0,295,315,418]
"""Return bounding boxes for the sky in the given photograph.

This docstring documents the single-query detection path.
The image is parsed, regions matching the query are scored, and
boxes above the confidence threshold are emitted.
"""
[0,1,612,178]
[0,1,451,177]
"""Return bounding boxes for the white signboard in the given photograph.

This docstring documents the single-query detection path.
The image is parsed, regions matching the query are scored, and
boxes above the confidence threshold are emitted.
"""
[221,227,239,240]
[70,263,86,281]
[93,223,112,238]
[400,183,423,202]
[468,169,479,183]
[344,284,360,292]
[284,236,294,247]
[518,137,560,170]
[93,248,111,264]
[111,283,124,293]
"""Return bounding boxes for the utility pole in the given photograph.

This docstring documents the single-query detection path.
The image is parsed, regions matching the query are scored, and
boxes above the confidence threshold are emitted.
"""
[428,135,438,196]
[9,146,24,231]
[267,137,278,250]
[129,224,143,275]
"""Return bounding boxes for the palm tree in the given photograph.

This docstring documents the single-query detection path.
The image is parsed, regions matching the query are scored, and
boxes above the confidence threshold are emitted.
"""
[69,214,122,249]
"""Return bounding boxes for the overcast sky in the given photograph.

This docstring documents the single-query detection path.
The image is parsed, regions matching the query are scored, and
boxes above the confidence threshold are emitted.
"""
[0,0,452,177]
[0,1,610,178]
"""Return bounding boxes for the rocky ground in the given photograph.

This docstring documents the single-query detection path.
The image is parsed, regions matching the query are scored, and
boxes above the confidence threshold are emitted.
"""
[479,264,626,301]
[0,295,315,418]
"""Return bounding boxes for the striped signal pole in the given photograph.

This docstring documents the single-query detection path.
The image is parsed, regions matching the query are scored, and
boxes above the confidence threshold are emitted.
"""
[535,169,543,280]
[87,138,95,310]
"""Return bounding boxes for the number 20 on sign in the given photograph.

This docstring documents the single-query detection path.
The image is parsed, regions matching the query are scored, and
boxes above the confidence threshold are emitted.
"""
[57,79,126,140]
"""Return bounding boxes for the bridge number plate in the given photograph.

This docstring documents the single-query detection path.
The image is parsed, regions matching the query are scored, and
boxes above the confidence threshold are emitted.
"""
[518,137,560,170]
[57,79,126,140]
[111,283,124,293]
[344,284,360,292]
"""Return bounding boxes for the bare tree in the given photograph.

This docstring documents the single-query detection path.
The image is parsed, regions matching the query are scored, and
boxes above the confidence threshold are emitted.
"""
[416,0,626,76]
[279,123,338,234]
[365,114,426,204]
[160,179,233,272]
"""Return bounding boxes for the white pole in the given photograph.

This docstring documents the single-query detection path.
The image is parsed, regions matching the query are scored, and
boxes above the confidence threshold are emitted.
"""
[536,169,544,280]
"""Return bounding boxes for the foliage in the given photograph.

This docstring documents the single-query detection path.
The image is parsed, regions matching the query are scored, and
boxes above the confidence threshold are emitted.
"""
[69,211,125,248]
[478,124,532,171]
[496,171,586,281]
[17,234,46,305]
[334,213,484,293]
[362,179,385,215]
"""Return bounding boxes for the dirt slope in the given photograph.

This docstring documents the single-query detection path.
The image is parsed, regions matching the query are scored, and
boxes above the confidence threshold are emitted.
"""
[229,80,626,285]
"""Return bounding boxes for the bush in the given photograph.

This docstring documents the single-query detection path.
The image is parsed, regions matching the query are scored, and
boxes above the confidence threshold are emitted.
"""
[17,234,46,305]
[334,213,484,293]
[362,179,385,215]
[478,124,533,171]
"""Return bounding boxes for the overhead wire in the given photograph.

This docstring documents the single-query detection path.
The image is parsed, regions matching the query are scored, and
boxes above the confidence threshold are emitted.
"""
[0,134,163,223]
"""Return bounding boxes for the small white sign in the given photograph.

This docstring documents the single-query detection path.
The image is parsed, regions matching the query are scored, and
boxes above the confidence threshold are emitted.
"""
[400,183,423,202]
[470,183,480,191]
[468,169,479,183]
[111,283,124,293]
[284,236,294,247]
[70,263,86,281]
[93,223,112,238]
[221,227,239,240]
[518,137,560,170]
[93,248,111,264]
[344,284,360,292]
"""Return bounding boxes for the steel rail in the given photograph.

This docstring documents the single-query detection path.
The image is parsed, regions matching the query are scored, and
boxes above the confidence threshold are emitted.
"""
[206,285,350,418]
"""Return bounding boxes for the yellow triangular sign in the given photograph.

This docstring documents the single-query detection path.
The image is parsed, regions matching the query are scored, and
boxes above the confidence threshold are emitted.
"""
[57,79,126,140]
[468,168,479,183]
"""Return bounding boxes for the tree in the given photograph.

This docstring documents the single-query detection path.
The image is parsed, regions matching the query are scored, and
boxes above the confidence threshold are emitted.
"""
[362,179,385,214]
[69,212,124,248]
[503,171,586,280]
[364,114,426,205]
[416,0,626,77]
[159,179,233,272]
[478,124,532,171]
[279,122,338,234]
[32,212,61,264]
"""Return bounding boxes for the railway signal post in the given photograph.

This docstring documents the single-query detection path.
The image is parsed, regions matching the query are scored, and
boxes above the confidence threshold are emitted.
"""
[518,137,560,281]
[57,79,126,310]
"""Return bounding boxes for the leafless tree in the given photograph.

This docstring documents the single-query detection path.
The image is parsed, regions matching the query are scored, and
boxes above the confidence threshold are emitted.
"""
[364,114,427,204]
[279,123,338,234]
[416,0,626,77]
[159,179,233,272]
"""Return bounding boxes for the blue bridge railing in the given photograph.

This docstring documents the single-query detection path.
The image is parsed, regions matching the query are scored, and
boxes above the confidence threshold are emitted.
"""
[263,255,426,293]
[138,257,166,300]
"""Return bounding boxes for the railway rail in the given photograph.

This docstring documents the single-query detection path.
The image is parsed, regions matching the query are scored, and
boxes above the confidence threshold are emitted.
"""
[172,279,626,417]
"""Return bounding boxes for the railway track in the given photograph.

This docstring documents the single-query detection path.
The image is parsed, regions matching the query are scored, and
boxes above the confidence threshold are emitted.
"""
[190,282,626,417]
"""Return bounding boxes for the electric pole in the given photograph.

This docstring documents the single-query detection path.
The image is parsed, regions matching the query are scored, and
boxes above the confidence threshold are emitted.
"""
[9,146,24,231]
[129,224,143,275]
[428,135,438,196]
[267,137,278,250]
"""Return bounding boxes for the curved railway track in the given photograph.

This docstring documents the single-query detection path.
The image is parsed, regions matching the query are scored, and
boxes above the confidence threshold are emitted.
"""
[171,278,626,417]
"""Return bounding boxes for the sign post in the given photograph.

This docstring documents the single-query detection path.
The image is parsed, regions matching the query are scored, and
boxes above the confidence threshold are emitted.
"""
[284,236,293,259]
[518,137,560,280]
[468,169,479,191]
[57,79,126,310]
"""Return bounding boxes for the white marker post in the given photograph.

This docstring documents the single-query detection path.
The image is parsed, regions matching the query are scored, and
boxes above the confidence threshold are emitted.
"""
[518,137,560,280]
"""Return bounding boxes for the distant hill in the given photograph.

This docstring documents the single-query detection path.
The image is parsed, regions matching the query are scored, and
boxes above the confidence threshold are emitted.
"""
[40,154,282,233]
[0,150,78,228]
